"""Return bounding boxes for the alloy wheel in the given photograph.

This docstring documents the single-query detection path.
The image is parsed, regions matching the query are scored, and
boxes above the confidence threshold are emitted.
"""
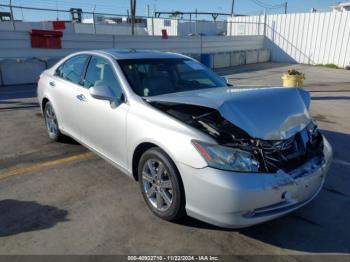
[142,159,173,211]
[45,104,58,137]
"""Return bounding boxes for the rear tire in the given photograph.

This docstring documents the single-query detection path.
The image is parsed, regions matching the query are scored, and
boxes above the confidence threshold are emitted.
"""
[44,101,64,142]
[138,147,185,221]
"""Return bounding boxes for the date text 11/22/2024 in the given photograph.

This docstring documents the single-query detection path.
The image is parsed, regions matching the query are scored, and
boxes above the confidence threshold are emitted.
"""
[127,255,220,261]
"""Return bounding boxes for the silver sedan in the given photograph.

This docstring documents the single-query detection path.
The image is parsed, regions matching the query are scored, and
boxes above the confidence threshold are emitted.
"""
[37,49,332,228]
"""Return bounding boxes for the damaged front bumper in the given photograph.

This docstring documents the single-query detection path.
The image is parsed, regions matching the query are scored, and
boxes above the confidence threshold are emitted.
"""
[179,136,333,228]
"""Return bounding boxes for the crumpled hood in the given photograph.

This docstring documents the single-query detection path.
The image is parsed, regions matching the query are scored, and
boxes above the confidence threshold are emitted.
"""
[147,86,312,140]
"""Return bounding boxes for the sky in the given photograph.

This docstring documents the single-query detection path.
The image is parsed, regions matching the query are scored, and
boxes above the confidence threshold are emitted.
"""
[0,0,345,21]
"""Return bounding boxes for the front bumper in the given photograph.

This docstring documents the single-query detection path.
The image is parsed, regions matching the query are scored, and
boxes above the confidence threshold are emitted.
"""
[179,136,333,228]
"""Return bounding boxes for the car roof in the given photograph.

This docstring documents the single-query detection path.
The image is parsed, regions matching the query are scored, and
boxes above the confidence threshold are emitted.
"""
[96,49,188,60]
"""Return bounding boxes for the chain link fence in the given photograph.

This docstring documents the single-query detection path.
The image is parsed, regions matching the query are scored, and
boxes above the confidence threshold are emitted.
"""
[0,3,265,37]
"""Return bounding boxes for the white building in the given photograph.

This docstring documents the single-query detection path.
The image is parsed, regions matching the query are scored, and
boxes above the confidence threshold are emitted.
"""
[331,2,350,12]
[147,18,227,36]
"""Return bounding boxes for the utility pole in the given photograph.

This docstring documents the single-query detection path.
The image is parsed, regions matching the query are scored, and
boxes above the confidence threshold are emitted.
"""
[56,0,59,20]
[284,2,288,14]
[153,0,157,17]
[9,0,15,30]
[231,0,235,16]
[92,4,96,34]
[147,4,150,17]
[195,8,198,34]
[130,0,136,35]
[263,8,267,36]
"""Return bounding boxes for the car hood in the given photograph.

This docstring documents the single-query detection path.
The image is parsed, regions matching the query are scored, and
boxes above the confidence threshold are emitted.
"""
[146,86,312,140]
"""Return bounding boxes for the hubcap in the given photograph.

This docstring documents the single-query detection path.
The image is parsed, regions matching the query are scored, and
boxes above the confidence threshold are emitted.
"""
[142,159,173,211]
[45,104,58,137]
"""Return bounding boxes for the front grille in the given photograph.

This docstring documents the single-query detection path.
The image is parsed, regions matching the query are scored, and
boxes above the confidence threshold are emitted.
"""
[260,123,324,173]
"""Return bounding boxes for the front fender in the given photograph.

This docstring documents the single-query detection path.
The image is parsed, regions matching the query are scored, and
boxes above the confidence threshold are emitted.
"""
[126,103,211,172]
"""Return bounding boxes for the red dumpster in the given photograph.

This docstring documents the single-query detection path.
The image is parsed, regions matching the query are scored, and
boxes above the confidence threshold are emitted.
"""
[30,29,63,49]
[161,29,168,39]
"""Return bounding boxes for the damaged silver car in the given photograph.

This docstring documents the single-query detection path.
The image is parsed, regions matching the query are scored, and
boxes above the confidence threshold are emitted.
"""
[37,49,333,228]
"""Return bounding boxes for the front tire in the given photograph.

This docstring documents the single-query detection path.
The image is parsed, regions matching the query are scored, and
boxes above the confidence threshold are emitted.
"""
[138,147,185,221]
[44,101,63,142]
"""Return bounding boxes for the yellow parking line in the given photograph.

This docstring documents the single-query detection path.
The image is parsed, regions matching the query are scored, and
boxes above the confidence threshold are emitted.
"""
[0,152,94,180]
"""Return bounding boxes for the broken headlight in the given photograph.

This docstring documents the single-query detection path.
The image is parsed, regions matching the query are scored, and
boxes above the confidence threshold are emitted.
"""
[192,140,260,172]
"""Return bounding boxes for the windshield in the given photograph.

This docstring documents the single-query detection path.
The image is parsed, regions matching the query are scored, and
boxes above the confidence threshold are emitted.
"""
[118,58,227,97]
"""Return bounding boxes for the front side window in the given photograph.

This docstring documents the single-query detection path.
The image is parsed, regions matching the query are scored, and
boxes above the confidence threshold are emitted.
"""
[55,55,88,85]
[118,58,226,97]
[84,56,123,100]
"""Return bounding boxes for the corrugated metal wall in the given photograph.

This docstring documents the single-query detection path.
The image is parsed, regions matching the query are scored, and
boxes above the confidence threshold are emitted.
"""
[228,12,350,68]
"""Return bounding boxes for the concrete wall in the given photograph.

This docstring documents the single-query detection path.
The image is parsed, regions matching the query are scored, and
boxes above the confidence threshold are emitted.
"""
[246,50,259,64]
[0,21,75,33]
[228,12,350,68]
[0,48,270,85]
[0,31,264,59]
[0,59,46,85]
[0,31,266,85]
[74,23,148,35]
[213,52,231,68]
[213,49,270,69]
[201,36,264,53]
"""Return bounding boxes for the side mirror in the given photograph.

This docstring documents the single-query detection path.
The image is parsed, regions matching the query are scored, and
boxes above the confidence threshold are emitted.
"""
[222,76,233,87]
[89,85,115,102]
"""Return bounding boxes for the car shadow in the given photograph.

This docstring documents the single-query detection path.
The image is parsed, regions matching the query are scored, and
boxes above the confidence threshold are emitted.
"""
[59,135,81,145]
[215,62,291,76]
[177,129,350,253]
[0,104,40,111]
[311,96,350,101]
[0,199,69,237]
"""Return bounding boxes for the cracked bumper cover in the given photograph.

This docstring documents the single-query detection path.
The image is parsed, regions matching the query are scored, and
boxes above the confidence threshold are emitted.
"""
[179,136,333,228]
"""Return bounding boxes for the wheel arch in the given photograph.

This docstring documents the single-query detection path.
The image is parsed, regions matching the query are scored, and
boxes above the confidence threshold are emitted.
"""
[42,97,49,112]
[132,142,158,181]
[131,142,182,184]
[132,141,187,216]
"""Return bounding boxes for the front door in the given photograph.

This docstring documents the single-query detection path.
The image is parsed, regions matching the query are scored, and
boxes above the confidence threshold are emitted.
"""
[76,55,129,169]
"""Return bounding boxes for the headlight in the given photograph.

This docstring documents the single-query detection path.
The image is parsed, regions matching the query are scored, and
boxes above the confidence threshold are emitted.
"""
[192,140,259,172]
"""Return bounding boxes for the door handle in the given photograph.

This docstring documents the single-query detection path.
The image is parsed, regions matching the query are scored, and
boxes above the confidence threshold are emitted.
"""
[49,81,55,87]
[76,94,86,102]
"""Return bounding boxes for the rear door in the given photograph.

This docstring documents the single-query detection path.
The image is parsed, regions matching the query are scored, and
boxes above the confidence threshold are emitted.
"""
[50,54,89,139]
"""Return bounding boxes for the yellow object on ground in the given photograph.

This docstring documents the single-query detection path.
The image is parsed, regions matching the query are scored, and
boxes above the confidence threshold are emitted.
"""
[282,74,305,87]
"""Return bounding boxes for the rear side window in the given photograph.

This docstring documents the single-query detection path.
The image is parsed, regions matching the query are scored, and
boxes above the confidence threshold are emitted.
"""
[84,56,123,100]
[55,55,88,85]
